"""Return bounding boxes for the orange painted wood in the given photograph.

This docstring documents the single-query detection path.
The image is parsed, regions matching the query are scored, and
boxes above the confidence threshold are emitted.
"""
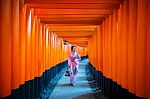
[34,9,113,15]
[107,15,112,79]
[38,23,43,77]
[87,1,150,98]
[1,0,150,98]
[51,33,54,66]
[35,16,39,77]
[102,21,106,76]
[0,0,12,97]
[111,10,117,82]
[11,0,20,90]
[135,0,147,97]
[128,0,137,93]
[48,29,51,69]
[49,32,53,68]
[99,24,103,72]
[40,17,104,22]
[121,0,129,89]
[116,4,123,85]
[25,7,32,81]
[146,1,150,98]
[37,15,107,20]
[31,12,36,80]
[104,17,109,78]
[53,34,56,65]
[42,23,46,72]
[147,3,150,98]
[45,27,49,69]
[19,2,26,84]
[29,3,120,9]
[96,26,100,71]
[42,20,102,25]
[25,0,123,4]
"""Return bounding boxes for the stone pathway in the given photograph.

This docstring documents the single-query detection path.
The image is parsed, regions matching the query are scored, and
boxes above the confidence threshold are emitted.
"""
[48,59,96,99]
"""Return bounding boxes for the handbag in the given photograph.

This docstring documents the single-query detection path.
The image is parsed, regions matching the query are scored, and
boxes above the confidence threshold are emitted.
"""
[65,67,70,76]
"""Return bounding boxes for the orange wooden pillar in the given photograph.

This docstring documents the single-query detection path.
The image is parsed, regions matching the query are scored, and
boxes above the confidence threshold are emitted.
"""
[147,32,150,99]
[90,36,93,65]
[25,6,32,99]
[31,12,36,80]
[92,34,95,66]
[19,0,26,85]
[128,0,137,94]
[58,39,61,63]
[35,16,39,77]
[91,36,94,65]
[42,23,46,72]
[49,31,51,68]
[49,32,53,68]
[87,39,90,62]
[91,36,93,64]
[61,39,64,63]
[95,33,98,68]
[102,21,106,76]
[38,23,43,77]
[0,0,12,97]
[53,33,56,65]
[147,2,150,98]
[53,34,56,65]
[48,29,51,69]
[90,37,93,64]
[104,17,109,78]
[95,31,98,69]
[99,24,103,72]
[25,7,32,81]
[51,33,54,67]
[47,28,50,69]
[92,36,94,65]
[93,36,94,65]
[54,34,58,65]
[56,35,58,64]
[89,38,92,64]
[121,0,129,89]
[98,26,101,71]
[111,10,117,82]
[101,22,105,73]
[45,27,49,70]
[147,1,150,98]
[62,42,64,61]
[58,37,61,63]
[96,26,100,71]
[63,44,66,61]
[135,0,148,97]
[11,0,20,91]
[64,42,66,61]
[54,33,56,65]
[107,14,112,79]
[82,47,84,56]
[25,6,32,82]
[116,4,123,85]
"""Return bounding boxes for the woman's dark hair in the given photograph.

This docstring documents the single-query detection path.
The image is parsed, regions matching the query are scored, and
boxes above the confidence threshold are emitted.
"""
[71,46,76,51]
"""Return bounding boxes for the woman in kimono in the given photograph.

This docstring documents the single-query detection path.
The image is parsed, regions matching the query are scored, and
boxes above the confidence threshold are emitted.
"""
[68,46,81,86]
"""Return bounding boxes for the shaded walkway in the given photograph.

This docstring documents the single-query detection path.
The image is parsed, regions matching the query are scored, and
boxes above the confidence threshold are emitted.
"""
[48,59,96,99]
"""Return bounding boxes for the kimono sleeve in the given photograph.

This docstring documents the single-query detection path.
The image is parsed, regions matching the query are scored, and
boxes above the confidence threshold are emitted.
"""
[75,53,81,61]
[68,54,71,66]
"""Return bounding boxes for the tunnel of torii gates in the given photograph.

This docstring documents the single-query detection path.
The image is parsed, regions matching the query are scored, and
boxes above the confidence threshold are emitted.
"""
[0,0,150,99]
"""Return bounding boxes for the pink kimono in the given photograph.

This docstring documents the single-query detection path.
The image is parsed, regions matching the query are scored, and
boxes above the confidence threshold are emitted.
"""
[68,52,81,85]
